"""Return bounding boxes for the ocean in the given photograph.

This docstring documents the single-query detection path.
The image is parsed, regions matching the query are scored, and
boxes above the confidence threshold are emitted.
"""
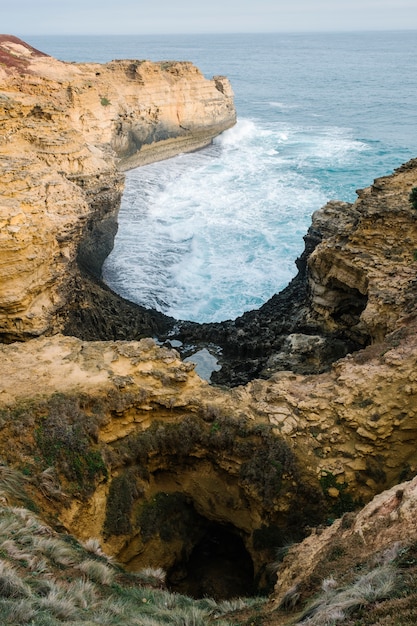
[28,32,417,323]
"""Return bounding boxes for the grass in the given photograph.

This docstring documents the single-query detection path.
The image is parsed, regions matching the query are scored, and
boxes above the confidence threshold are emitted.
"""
[0,463,268,625]
[296,564,399,625]
[0,392,112,499]
[77,559,115,585]
[280,540,417,626]
[0,460,416,625]
[34,394,107,495]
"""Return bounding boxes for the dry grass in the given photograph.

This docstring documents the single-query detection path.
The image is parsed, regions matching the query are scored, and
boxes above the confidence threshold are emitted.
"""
[295,564,401,625]
[77,559,115,585]
[0,462,266,625]
[81,537,115,563]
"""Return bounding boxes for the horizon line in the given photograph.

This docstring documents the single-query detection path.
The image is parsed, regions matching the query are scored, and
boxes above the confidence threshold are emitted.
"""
[16,28,417,37]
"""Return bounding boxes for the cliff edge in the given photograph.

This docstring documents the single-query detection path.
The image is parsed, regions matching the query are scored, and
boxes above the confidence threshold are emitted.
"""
[0,35,235,340]
[2,35,417,621]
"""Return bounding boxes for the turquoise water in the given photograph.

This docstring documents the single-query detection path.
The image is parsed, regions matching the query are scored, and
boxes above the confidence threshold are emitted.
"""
[29,33,417,322]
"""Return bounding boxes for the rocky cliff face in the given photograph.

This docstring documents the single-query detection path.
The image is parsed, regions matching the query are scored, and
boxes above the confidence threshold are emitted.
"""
[1,312,417,597]
[0,35,235,341]
[2,35,417,609]
[0,334,325,596]
[267,475,417,624]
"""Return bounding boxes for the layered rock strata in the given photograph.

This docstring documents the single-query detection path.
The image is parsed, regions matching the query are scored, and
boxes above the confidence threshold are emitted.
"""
[0,35,235,341]
[1,317,417,594]
[0,334,325,594]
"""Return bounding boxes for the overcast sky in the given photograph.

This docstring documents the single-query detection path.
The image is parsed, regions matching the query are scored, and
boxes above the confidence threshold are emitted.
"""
[3,0,417,35]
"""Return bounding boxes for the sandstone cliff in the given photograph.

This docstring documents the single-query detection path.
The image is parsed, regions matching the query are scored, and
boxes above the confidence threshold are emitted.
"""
[0,334,325,594]
[1,306,416,594]
[2,34,417,620]
[0,35,235,340]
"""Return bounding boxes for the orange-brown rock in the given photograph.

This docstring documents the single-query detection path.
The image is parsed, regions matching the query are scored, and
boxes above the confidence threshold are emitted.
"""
[0,321,417,586]
[0,35,235,340]
[0,334,324,588]
[2,35,417,608]
[306,160,417,344]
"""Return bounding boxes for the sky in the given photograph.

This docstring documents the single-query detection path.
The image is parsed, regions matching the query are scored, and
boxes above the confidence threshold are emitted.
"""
[3,0,417,35]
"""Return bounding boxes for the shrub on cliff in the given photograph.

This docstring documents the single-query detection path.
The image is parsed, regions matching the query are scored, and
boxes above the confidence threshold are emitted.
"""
[409,187,417,210]
[33,393,108,495]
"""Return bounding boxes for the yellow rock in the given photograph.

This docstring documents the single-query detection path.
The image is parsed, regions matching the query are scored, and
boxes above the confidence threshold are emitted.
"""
[0,36,235,340]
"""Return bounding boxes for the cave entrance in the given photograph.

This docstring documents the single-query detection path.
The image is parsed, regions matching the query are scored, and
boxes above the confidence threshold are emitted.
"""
[167,523,255,600]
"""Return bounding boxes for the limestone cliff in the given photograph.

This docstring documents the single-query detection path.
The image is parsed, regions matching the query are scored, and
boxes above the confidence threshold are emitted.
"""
[0,334,325,592]
[2,34,417,614]
[0,315,417,596]
[0,35,235,340]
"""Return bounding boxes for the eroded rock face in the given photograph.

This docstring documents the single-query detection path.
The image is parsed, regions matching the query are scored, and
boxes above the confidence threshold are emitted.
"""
[2,34,417,607]
[0,335,325,594]
[271,475,417,616]
[0,35,235,341]
[307,162,417,343]
[1,327,417,594]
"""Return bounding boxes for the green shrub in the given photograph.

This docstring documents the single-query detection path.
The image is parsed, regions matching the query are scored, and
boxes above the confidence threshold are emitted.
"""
[240,436,296,506]
[409,187,417,210]
[34,394,107,494]
[138,492,196,543]
[319,471,356,521]
[103,469,143,536]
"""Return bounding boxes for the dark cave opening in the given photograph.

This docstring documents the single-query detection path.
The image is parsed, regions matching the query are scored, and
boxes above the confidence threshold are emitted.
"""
[167,524,255,600]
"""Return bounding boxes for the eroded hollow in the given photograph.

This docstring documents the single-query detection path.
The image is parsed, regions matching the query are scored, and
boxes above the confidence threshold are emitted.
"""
[168,523,255,600]
[105,415,327,600]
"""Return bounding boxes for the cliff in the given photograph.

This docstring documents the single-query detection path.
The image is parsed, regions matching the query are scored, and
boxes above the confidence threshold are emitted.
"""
[1,309,417,595]
[0,35,235,340]
[1,35,417,622]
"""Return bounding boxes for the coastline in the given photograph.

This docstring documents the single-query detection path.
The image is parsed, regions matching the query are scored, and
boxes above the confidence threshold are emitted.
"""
[2,34,417,617]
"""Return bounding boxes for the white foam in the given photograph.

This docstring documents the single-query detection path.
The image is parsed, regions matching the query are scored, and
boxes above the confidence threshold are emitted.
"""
[269,101,299,110]
[103,117,367,323]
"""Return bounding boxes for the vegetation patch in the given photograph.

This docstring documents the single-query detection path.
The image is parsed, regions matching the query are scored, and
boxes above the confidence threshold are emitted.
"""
[240,438,293,505]
[0,462,267,625]
[113,414,302,510]
[138,492,198,543]
[32,393,107,495]
[409,187,417,210]
[104,468,144,536]
[319,471,357,521]
[0,492,265,624]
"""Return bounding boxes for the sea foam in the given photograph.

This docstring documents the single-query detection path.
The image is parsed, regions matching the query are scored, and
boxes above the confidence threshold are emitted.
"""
[102,117,363,322]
